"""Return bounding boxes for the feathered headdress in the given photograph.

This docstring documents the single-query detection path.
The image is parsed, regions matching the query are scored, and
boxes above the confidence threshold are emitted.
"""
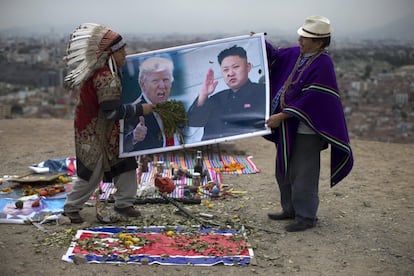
[63,23,126,89]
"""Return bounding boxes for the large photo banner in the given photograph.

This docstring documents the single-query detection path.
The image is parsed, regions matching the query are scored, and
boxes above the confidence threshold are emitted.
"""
[120,33,270,157]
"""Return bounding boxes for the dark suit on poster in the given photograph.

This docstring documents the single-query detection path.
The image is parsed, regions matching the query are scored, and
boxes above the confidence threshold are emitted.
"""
[187,80,266,141]
[123,96,164,152]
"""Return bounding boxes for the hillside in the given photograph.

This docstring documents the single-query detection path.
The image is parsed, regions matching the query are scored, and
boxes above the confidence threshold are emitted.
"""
[0,118,413,275]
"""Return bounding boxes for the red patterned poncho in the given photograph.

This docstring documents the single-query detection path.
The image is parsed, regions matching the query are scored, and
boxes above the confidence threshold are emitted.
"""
[74,65,135,180]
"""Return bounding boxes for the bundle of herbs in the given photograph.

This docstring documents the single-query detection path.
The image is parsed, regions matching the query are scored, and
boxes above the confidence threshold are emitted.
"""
[154,99,187,143]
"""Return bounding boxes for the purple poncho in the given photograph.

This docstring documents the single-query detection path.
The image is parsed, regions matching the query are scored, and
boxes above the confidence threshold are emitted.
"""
[266,43,353,187]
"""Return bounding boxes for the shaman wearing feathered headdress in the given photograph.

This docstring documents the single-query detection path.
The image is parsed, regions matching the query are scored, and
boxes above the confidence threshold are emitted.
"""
[64,23,127,89]
[62,23,153,224]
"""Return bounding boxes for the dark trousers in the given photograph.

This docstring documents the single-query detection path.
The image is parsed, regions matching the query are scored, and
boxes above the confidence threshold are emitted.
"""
[275,134,325,224]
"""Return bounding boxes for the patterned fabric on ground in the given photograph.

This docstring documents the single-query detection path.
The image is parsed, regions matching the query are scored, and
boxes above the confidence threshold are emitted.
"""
[93,154,259,201]
[62,225,254,266]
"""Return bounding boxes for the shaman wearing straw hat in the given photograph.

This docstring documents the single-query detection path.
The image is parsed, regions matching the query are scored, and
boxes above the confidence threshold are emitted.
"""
[62,23,154,223]
[265,16,354,232]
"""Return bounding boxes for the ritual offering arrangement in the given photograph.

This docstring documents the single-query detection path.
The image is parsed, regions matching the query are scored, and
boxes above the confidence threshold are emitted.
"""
[62,225,254,266]
[153,100,187,142]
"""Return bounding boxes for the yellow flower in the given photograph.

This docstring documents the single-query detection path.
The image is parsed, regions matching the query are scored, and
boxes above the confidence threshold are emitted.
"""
[124,240,133,247]
[131,237,140,244]
[118,233,130,240]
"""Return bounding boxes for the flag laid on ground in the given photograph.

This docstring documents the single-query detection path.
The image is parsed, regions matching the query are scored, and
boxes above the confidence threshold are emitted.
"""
[62,225,254,266]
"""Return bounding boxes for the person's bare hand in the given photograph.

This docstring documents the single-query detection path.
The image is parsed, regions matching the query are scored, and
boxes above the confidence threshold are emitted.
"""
[142,103,154,115]
[266,113,291,128]
[250,31,266,36]
[198,69,218,106]
[133,116,147,142]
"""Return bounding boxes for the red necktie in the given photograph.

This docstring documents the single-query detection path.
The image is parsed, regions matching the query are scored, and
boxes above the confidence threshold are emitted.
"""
[67,157,76,176]
[166,136,174,147]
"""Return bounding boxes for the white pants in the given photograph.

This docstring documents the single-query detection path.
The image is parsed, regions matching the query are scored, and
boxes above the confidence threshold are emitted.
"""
[64,156,138,213]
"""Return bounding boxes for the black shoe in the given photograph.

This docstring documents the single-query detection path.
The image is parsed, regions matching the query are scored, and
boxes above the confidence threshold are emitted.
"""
[114,206,141,217]
[268,212,294,220]
[63,211,84,224]
[285,221,314,232]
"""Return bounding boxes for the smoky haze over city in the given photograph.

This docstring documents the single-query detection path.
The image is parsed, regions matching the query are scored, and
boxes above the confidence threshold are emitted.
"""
[1,0,414,39]
[0,0,413,144]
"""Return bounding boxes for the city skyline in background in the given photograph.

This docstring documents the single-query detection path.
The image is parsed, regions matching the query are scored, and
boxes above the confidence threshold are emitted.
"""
[0,1,413,144]
[1,0,414,39]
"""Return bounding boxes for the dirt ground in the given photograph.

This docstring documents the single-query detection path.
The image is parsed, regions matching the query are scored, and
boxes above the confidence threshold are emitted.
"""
[0,118,413,276]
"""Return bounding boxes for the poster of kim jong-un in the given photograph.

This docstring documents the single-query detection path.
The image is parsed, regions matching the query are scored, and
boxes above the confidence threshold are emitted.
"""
[119,33,270,157]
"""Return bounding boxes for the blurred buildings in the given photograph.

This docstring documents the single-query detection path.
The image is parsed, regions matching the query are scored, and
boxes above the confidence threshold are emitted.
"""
[0,34,413,143]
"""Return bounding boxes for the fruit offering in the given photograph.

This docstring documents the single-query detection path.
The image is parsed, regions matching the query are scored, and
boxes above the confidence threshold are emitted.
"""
[15,200,24,209]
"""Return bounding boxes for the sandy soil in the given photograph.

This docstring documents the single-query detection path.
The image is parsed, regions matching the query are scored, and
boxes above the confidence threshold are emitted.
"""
[0,118,413,276]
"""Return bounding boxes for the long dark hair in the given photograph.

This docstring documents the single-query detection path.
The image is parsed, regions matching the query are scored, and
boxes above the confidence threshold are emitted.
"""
[313,36,331,48]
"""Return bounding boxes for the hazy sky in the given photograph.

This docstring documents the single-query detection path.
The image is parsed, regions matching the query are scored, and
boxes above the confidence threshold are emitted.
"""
[1,0,413,36]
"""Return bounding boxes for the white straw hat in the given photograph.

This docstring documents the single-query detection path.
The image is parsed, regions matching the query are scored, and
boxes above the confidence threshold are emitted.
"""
[297,15,333,38]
